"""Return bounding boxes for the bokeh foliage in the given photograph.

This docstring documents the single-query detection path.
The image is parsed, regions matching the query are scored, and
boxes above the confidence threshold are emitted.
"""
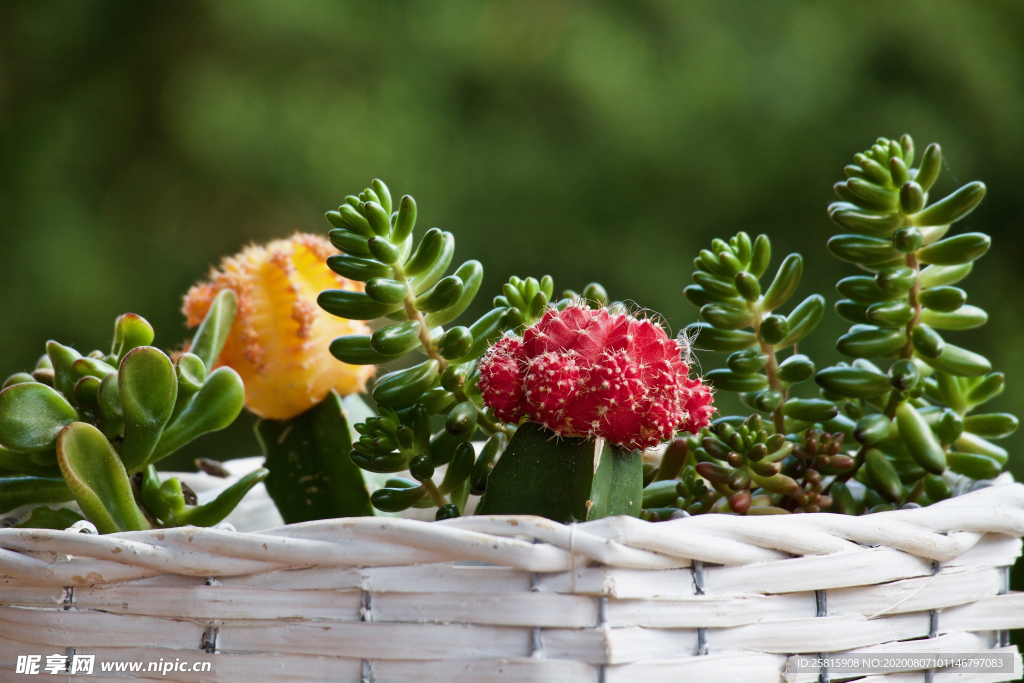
[1,3,1022,476]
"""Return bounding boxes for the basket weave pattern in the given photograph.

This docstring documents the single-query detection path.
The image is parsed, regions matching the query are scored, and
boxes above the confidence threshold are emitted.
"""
[1,478,1023,682]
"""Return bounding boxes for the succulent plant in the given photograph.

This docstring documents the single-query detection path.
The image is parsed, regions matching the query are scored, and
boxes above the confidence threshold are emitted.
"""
[657,134,1017,518]
[313,178,654,519]
[0,300,263,532]
[315,180,505,518]
[477,304,714,450]
[473,305,714,522]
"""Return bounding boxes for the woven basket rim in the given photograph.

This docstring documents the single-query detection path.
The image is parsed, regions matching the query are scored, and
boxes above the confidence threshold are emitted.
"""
[1,474,1021,587]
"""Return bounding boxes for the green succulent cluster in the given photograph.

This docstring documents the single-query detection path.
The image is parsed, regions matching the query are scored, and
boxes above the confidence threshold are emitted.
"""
[317,179,595,518]
[684,231,825,431]
[0,292,266,532]
[653,134,1017,518]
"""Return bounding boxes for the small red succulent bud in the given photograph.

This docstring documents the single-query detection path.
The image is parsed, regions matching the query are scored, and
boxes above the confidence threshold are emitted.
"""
[476,335,526,424]
[477,303,714,450]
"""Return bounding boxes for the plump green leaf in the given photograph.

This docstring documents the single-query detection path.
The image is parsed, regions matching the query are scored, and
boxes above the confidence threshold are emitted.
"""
[0,476,73,514]
[734,271,760,301]
[701,301,754,330]
[759,315,789,345]
[836,276,899,304]
[56,422,150,533]
[685,322,756,353]
[372,360,440,408]
[437,327,473,360]
[188,289,237,372]
[118,347,177,471]
[330,335,403,365]
[704,369,768,393]
[111,314,155,365]
[917,286,966,312]
[9,505,84,529]
[915,143,941,192]
[776,354,815,384]
[96,373,124,439]
[918,263,973,289]
[910,325,945,359]
[967,373,1004,407]
[760,253,802,312]
[2,373,36,391]
[955,432,1008,465]
[854,413,891,445]
[410,232,456,294]
[827,234,902,266]
[176,467,270,526]
[919,305,987,330]
[149,367,245,464]
[318,289,403,320]
[836,327,906,358]
[864,449,903,502]
[0,383,79,453]
[829,207,904,236]
[327,255,393,282]
[874,266,916,294]
[815,366,891,399]
[947,452,1001,480]
[895,402,946,474]
[865,301,914,328]
[963,413,1018,440]
[364,278,409,304]
[899,181,924,215]
[327,228,372,257]
[0,445,61,476]
[910,182,986,228]
[726,349,768,374]
[915,232,990,266]
[425,260,484,327]
[781,398,837,422]
[46,341,83,401]
[391,195,417,244]
[835,300,870,324]
[919,343,991,378]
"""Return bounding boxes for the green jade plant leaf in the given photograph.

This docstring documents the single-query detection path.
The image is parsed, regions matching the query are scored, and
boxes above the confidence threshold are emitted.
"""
[0,300,258,531]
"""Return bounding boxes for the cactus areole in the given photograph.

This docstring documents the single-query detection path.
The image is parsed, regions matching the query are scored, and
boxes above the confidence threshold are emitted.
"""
[478,304,714,451]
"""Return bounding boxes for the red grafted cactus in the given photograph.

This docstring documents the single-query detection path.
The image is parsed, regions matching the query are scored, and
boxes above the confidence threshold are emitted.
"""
[477,304,714,450]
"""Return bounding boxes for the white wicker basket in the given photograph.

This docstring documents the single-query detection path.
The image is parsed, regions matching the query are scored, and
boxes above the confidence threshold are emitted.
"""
[1,473,1023,683]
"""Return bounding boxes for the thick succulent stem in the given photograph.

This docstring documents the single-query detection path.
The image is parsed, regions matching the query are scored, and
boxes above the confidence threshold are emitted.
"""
[421,478,450,508]
[750,305,785,434]
[391,262,448,370]
[901,252,922,360]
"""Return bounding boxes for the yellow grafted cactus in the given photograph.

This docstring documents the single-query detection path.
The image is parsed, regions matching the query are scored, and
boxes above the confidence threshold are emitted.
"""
[183,234,374,420]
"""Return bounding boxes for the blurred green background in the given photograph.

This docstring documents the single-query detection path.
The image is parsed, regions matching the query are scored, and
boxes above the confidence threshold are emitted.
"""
[2,0,1024,608]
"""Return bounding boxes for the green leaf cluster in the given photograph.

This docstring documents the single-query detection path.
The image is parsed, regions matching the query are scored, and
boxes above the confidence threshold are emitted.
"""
[660,134,1017,517]
[0,295,264,532]
[683,231,824,431]
[318,179,595,518]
